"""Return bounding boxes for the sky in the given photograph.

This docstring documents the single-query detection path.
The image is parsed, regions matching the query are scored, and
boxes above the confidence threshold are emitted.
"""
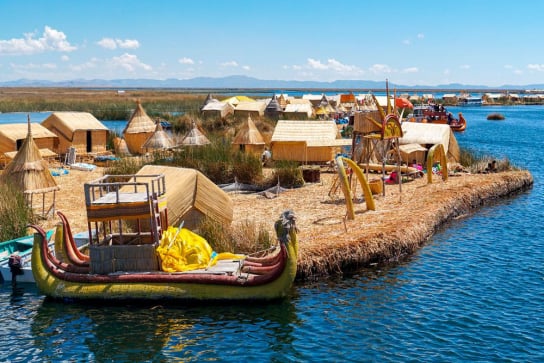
[1,0,544,87]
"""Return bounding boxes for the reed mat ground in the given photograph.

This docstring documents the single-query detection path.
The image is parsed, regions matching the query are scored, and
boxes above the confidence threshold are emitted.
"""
[39,167,533,280]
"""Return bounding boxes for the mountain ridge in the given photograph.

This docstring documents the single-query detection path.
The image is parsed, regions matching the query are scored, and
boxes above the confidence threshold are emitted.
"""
[1,75,542,91]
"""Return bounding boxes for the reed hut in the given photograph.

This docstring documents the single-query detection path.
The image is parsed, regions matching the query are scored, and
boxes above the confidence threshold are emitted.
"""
[136,165,233,230]
[0,123,58,167]
[0,122,58,154]
[141,120,175,153]
[222,95,256,107]
[113,137,131,156]
[283,102,315,119]
[234,101,266,120]
[0,117,60,218]
[200,93,218,111]
[270,120,351,163]
[180,121,211,146]
[399,122,460,163]
[41,112,108,156]
[265,95,283,119]
[231,116,266,156]
[123,100,156,154]
[200,101,234,120]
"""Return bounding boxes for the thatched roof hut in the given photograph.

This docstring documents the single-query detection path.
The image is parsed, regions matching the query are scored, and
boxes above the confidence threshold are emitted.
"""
[123,100,156,154]
[180,121,211,146]
[283,102,315,119]
[141,120,175,153]
[41,112,108,156]
[270,120,351,163]
[399,122,460,163]
[113,137,131,156]
[0,122,58,155]
[0,117,59,217]
[200,101,234,120]
[265,95,283,118]
[136,165,233,230]
[234,101,266,119]
[231,116,266,155]
[200,93,218,111]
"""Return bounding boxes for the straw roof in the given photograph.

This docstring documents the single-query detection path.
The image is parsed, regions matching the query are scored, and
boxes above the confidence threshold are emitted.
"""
[141,121,175,151]
[180,121,211,146]
[136,165,233,229]
[232,116,265,145]
[0,123,57,142]
[271,120,349,147]
[113,137,131,156]
[4,148,57,160]
[0,117,59,195]
[221,95,256,106]
[200,93,219,110]
[399,122,460,162]
[123,100,156,134]
[265,95,283,114]
[41,112,108,134]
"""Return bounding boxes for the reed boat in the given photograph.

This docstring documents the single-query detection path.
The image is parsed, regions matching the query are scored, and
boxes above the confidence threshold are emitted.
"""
[30,210,297,302]
[407,104,467,132]
[32,176,298,301]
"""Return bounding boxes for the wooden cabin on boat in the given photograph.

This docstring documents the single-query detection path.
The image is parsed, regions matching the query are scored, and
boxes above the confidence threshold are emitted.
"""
[41,112,108,156]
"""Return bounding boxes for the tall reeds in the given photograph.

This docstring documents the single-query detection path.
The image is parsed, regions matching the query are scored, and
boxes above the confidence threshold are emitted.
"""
[0,182,35,240]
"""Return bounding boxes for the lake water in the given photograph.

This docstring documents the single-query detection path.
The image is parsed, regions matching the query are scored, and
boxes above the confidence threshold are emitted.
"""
[1,106,543,362]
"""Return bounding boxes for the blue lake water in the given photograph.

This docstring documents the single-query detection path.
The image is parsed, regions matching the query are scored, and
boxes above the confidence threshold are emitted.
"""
[1,106,543,362]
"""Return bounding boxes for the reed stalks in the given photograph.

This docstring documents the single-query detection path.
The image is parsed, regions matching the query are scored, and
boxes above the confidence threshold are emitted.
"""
[0,182,35,240]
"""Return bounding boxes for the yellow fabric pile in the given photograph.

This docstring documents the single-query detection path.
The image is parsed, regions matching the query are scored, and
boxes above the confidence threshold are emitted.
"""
[156,226,243,272]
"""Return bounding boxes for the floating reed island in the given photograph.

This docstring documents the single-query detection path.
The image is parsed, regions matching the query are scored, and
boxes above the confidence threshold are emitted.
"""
[39,167,532,281]
[230,169,533,280]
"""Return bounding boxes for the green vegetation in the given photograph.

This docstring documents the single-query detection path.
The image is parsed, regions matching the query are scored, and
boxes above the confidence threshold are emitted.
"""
[0,182,35,241]
[196,216,274,254]
[459,147,515,173]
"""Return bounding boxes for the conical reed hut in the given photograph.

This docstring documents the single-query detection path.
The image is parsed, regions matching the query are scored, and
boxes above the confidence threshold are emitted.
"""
[141,119,175,153]
[123,100,156,154]
[0,116,60,218]
[231,115,266,156]
[180,121,211,146]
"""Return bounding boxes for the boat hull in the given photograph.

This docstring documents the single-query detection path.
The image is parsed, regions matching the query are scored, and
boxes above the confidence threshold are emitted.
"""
[31,212,298,301]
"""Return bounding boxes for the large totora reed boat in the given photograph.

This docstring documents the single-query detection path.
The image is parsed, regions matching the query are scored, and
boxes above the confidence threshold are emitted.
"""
[30,173,298,302]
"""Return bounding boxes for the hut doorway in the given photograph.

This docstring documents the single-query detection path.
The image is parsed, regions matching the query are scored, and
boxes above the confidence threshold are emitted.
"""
[86,130,92,153]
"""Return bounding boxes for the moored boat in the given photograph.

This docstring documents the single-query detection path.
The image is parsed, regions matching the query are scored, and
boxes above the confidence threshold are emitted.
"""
[0,230,54,283]
[407,104,467,132]
[30,209,298,302]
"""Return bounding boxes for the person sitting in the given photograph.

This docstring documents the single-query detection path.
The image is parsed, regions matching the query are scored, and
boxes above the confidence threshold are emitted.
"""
[385,171,399,184]
[261,148,272,166]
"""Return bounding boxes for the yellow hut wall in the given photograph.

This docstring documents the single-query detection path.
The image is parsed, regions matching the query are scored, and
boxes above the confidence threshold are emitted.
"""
[125,132,154,155]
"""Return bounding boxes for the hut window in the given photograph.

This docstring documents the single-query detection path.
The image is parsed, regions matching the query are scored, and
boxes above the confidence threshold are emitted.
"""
[239,144,245,152]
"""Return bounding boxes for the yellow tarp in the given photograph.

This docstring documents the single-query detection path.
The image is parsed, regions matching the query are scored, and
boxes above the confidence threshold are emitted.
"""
[157,226,243,272]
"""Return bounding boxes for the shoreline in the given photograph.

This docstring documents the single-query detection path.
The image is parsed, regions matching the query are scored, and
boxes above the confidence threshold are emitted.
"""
[38,168,533,282]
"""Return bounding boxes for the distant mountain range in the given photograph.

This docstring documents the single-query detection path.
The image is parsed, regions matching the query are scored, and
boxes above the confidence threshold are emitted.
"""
[1,75,543,91]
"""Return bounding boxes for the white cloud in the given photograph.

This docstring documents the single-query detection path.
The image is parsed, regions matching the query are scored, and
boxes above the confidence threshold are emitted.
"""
[97,38,140,50]
[417,33,424,39]
[402,67,419,73]
[179,57,194,65]
[527,64,544,71]
[221,61,238,67]
[0,26,76,55]
[307,58,361,73]
[11,62,57,70]
[61,55,69,61]
[369,64,392,74]
[242,65,250,70]
[460,64,470,70]
[403,39,411,45]
[69,58,99,72]
[111,53,151,72]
